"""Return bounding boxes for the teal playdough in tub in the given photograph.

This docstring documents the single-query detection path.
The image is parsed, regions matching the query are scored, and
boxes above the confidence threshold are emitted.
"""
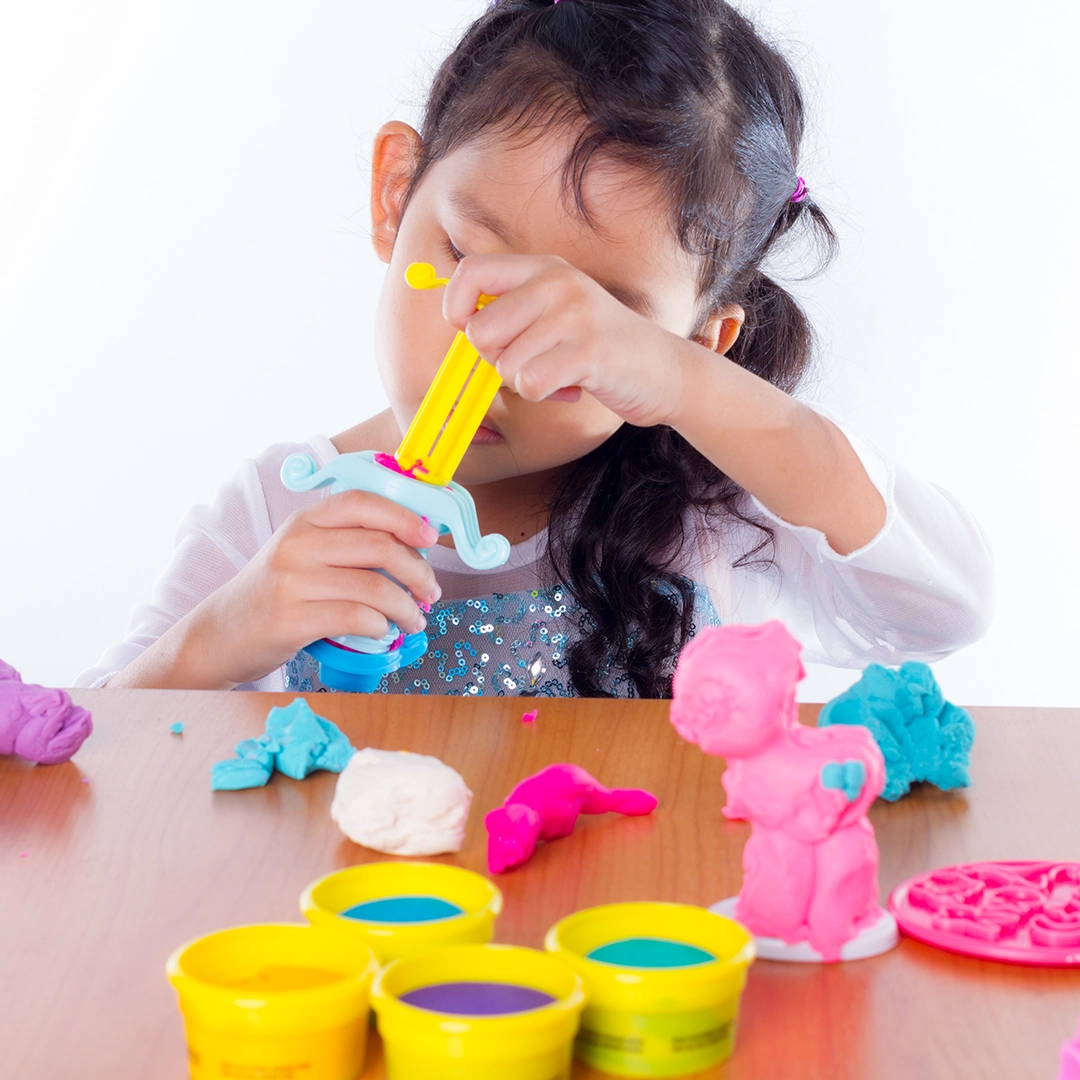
[341,895,466,924]
[586,937,716,969]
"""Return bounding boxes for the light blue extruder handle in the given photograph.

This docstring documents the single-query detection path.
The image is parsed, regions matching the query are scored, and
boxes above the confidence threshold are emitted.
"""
[280,450,510,571]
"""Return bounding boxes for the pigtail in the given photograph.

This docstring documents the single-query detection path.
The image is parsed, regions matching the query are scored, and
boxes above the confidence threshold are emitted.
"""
[546,427,710,698]
[727,272,811,390]
[727,188,838,389]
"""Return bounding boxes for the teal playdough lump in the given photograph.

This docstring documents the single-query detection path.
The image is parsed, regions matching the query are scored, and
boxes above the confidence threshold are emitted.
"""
[586,937,715,969]
[211,699,355,791]
[818,662,974,801]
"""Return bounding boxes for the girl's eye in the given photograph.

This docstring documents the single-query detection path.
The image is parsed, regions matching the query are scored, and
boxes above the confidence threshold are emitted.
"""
[443,238,465,263]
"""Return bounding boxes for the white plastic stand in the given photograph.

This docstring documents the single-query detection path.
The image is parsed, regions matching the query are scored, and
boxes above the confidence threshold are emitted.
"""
[709,897,899,962]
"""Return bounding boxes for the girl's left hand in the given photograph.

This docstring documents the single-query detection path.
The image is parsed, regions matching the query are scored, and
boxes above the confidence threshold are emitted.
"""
[441,253,691,428]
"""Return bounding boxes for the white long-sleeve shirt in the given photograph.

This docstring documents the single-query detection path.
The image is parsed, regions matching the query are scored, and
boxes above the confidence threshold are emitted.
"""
[75,424,994,695]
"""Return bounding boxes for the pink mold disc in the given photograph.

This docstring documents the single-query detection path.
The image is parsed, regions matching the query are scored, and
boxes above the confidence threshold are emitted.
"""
[889,860,1080,967]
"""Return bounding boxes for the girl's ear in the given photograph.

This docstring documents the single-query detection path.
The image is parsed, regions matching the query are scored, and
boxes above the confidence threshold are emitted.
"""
[695,304,745,356]
[370,122,424,263]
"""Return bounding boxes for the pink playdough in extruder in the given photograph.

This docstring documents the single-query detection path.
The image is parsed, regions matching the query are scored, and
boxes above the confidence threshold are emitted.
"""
[670,622,888,963]
[889,861,1080,967]
[485,763,657,874]
[0,659,93,765]
[373,452,420,478]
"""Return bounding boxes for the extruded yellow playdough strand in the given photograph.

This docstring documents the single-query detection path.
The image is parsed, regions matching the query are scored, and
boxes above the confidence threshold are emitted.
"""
[396,263,500,486]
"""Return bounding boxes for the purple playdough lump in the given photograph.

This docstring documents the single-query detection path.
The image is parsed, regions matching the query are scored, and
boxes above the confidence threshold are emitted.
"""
[0,659,93,765]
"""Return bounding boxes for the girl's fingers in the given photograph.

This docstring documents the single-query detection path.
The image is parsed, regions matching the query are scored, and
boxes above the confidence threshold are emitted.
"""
[490,319,582,397]
[303,489,439,549]
[443,253,564,328]
[315,526,440,602]
[301,601,393,644]
[463,280,560,365]
[545,386,583,403]
[307,568,429,634]
[500,342,593,403]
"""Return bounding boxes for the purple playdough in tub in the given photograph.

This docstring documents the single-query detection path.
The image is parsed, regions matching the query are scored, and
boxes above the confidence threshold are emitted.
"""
[399,981,556,1015]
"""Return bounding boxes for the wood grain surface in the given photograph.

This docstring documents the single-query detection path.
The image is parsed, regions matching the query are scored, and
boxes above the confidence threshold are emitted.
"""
[1,692,1078,1080]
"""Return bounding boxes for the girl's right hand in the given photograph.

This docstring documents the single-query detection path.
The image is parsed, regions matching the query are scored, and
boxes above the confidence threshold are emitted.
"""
[178,490,441,688]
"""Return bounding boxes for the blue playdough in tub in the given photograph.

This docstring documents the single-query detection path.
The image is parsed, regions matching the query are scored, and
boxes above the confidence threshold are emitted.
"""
[586,937,716,968]
[340,895,465,924]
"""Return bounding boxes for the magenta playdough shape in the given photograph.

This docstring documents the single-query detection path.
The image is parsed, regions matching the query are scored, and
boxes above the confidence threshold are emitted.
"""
[670,621,888,963]
[0,661,93,765]
[484,763,657,874]
[889,861,1080,967]
[1060,1019,1080,1080]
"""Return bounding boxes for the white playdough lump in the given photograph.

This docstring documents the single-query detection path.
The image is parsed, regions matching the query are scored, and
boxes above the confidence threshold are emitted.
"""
[330,748,473,856]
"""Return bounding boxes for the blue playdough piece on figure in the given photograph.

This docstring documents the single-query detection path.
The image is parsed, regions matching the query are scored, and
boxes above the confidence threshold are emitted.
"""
[818,662,974,801]
[210,699,355,791]
[820,759,867,802]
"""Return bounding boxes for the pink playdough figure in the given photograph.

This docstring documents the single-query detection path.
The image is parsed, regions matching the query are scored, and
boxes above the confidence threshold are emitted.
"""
[0,660,93,765]
[485,763,657,874]
[670,622,890,962]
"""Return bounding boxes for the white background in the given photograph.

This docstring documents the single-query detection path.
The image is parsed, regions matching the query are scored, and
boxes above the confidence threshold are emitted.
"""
[1,0,1076,703]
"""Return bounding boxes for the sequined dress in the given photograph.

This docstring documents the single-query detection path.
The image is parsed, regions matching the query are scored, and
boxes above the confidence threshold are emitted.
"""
[284,530,721,697]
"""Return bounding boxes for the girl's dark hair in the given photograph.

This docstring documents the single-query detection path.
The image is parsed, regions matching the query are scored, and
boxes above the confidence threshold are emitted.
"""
[406,0,838,697]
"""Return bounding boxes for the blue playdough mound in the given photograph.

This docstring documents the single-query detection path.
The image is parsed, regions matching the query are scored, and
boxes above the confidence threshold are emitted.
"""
[210,698,355,791]
[818,662,974,801]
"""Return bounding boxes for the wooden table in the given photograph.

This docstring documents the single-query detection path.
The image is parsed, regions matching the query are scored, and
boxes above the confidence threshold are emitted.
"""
[1,692,1078,1079]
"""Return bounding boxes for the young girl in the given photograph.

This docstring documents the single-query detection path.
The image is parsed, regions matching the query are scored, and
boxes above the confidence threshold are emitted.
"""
[78,0,993,698]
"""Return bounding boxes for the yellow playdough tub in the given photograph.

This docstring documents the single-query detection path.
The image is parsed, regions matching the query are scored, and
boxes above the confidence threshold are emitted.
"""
[166,922,377,1080]
[545,901,756,1077]
[372,943,585,1080]
[301,860,502,963]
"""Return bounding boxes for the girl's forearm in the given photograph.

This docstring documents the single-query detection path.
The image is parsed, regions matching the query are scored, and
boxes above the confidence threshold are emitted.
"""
[104,605,238,690]
[666,340,886,556]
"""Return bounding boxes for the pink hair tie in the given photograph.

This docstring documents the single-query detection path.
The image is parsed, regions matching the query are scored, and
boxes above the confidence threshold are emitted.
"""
[790,176,808,203]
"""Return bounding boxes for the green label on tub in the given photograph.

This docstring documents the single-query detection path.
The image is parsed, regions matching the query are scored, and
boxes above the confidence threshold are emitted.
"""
[585,937,716,969]
[578,1022,733,1055]
[576,1008,738,1075]
[339,895,465,923]
[671,1023,733,1052]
